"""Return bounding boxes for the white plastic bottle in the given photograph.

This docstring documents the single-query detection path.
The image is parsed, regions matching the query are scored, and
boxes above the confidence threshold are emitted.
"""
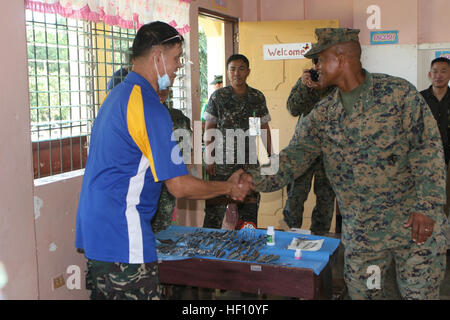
[266,226,275,246]
[295,249,302,260]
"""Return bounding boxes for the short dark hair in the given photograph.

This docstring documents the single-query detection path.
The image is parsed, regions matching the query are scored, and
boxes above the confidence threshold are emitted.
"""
[227,54,250,69]
[132,21,184,59]
[431,57,450,68]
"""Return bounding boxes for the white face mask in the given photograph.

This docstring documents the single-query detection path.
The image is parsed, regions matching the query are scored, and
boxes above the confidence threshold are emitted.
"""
[154,53,171,90]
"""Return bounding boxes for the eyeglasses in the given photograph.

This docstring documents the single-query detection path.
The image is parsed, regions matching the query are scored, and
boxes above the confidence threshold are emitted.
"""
[160,34,183,44]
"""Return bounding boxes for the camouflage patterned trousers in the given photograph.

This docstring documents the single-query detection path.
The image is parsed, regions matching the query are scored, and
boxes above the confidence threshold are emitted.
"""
[283,156,335,234]
[203,173,260,229]
[152,184,176,234]
[86,259,161,300]
[344,240,447,300]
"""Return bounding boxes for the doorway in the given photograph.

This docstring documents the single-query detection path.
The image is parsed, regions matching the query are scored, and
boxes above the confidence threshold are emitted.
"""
[198,9,238,116]
[198,15,224,112]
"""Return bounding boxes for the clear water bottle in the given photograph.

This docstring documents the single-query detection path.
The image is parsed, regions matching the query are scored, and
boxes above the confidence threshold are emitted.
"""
[225,203,238,229]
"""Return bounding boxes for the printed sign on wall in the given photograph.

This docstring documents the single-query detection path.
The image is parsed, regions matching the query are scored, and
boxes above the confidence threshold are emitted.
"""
[370,30,399,45]
[212,0,226,9]
[263,43,312,61]
[435,51,450,59]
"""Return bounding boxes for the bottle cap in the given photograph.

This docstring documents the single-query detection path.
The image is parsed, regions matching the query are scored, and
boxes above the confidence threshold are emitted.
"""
[267,226,274,233]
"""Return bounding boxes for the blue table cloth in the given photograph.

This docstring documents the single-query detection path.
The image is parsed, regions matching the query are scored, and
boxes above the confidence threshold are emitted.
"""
[156,225,340,275]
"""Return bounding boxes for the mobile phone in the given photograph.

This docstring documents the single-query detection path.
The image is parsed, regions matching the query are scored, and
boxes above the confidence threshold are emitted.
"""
[309,69,319,82]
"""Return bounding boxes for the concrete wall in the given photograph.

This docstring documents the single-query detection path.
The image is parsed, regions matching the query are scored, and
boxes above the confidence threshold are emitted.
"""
[242,0,353,26]
[241,0,450,89]
[417,0,450,90]
[34,173,88,299]
[419,0,450,44]
[0,0,39,300]
[352,0,418,85]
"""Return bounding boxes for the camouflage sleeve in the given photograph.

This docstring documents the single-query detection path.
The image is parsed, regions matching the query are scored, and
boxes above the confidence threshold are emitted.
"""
[286,77,323,117]
[404,84,446,220]
[168,108,192,133]
[256,91,271,124]
[287,86,336,147]
[289,116,305,147]
[247,111,322,192]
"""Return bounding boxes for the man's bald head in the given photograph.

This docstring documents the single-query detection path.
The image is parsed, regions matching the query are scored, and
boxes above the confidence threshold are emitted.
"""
[317,40,364,90]
[331,41,362,61]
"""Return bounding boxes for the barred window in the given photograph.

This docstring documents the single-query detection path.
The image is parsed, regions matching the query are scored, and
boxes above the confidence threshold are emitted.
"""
[26,9,188,179]
[167,55,187,113]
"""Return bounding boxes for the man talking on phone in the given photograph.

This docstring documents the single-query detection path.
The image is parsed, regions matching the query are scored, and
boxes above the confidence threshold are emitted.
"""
[282,57,336,234]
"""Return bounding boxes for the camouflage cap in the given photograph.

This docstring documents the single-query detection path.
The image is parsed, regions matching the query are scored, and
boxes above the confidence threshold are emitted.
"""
[210,75,223,85]
[304,28,360,59]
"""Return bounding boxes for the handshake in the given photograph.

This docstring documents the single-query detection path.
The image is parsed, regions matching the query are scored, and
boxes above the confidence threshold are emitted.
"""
[227,169,255,202]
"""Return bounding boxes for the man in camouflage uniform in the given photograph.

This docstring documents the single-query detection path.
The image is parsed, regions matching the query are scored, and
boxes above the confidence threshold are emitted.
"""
[243,28,448,299]
[283,64,336,234]
[151,89,192,234]
[203,54,272,229]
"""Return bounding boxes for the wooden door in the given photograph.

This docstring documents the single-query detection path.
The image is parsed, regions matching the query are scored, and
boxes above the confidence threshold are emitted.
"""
[238,19,339,229]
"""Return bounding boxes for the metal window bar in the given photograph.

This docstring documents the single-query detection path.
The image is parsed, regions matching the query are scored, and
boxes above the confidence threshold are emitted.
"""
[26,9,189,178]
[26,10,136,178]
[167,55,187,113]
